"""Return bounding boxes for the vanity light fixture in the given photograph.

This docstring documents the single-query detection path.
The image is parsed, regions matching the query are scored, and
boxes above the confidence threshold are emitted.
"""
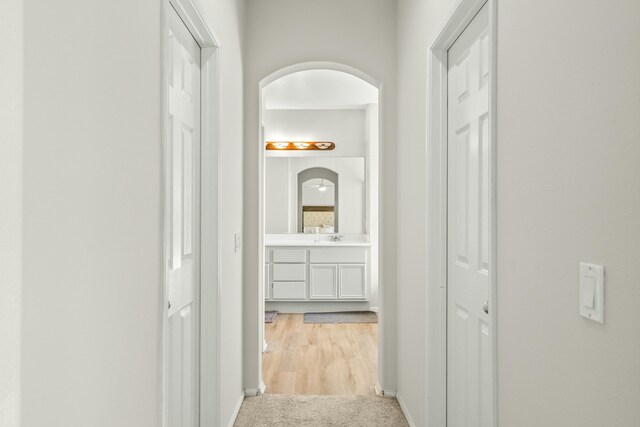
[265,141,336,151]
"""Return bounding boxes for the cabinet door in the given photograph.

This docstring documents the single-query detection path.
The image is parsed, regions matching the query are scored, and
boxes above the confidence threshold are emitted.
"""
[309,264,338,299]
[339,264,367,299]
[264,263,270,300]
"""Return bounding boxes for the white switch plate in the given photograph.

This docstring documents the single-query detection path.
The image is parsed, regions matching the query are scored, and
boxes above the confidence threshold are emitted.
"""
[579,263,604,324]
[234,232,242,253]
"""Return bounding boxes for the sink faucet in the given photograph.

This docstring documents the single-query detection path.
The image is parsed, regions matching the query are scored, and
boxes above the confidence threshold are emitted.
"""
[329,234,343,242]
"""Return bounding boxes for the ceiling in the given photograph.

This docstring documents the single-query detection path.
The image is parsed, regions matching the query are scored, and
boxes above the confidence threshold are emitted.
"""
[264,69,378,110]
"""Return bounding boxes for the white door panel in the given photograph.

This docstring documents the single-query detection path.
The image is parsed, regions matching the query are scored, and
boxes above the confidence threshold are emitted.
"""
[309,264,338,299]
[167,5,201,427]
[447,4,493,427]
[338,264,366,299]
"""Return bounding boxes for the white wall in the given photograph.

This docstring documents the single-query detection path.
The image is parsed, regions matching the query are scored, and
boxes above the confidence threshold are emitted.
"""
[0,1,22,425]
[497,1,640,425]
[365,104,380,314]
[21,1,245,426]
[396,0,640,425]
[244,0,397,393]
[264,109,367,157]
[265,158,291,233]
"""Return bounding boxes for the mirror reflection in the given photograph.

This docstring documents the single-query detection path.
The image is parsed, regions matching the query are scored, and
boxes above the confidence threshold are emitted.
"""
[301,175,336,233]
[265,157,365,234]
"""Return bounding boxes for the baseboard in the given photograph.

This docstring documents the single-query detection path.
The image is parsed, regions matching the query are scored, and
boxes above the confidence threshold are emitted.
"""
[244,380,266,397]
[396,393,416,427]
[382,389,397,398]
[375,383,383,397]
[369,306,379,313]
[375,383,397,398]
[226,393,245,427]
[265,301,371,313]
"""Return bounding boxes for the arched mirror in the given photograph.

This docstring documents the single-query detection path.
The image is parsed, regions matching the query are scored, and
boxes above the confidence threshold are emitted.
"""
[298,167,338,233]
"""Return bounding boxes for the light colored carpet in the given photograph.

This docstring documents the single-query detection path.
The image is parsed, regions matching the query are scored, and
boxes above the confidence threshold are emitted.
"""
[303,311,378,324]
[234,394,409,427]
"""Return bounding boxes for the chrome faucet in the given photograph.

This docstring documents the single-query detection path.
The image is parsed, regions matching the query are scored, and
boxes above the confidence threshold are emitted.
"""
[329,234,343,242]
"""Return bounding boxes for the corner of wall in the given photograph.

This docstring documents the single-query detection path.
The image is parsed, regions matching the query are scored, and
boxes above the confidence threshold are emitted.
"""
[396,393,417,427]
[0,0,23,425]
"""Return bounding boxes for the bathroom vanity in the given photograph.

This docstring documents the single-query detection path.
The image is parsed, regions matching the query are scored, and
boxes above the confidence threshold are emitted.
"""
[264,236,371,303]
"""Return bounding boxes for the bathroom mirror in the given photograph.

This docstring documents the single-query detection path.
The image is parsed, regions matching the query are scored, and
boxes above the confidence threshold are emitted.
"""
[265,157,364,234]
[299,168,338,233]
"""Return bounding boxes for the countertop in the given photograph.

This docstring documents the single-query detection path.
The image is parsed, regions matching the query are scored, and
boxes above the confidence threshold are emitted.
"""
[265,242,372,247]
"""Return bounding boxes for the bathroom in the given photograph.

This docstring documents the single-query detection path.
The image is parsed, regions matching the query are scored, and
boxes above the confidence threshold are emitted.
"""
[260,68,381,395]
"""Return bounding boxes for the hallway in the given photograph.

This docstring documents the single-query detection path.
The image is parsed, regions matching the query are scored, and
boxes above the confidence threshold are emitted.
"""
[4,0,640,426]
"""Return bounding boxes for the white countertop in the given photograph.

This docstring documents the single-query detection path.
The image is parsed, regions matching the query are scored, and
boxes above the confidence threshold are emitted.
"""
[264,234,372,247]
[265,242,372,247]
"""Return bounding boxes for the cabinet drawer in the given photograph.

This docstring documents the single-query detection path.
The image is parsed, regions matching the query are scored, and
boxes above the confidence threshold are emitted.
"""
[272,263,307,281]
[309,249,367,264]
[272,249,307,263]
[272,282,306,300]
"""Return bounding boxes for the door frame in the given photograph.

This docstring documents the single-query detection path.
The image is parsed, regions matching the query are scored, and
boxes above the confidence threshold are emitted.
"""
[255,61,391,395]
[161,0,222,426]
[425,0,498,425]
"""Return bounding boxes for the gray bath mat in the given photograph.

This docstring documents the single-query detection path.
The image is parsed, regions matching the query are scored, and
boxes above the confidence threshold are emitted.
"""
[265,310,279,323]
[303,311,378,324]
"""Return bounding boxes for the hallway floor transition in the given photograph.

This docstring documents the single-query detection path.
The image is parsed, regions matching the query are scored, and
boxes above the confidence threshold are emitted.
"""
[234,394,409,427]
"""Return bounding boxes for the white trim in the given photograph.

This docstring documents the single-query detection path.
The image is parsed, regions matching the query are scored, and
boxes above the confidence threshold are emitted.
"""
[162,1,222,426]
[369,306,379,313]
[382,390,397,398]
[226,393,245,427]
[425,0,498,426]
[396,394,417,427]
[256,62,389,393]
[375,383,397,398]
[169,0,220,47]
[244,380,266,397]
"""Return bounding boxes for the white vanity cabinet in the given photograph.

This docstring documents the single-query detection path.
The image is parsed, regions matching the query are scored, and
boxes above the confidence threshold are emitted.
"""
[265,246,369,302]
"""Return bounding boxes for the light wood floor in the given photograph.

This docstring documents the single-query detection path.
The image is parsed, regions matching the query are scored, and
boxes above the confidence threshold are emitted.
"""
[263,313,378,397]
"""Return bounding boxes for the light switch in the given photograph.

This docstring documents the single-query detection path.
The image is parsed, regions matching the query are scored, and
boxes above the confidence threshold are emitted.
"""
[579,263,604,324]
[234,232,242,253]
[581,276,595,309]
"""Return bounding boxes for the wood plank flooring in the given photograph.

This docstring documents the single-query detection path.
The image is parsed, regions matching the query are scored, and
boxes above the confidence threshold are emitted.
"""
[263,313,378,397]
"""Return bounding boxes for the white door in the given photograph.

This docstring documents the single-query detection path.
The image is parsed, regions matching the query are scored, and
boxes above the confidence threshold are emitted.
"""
[447,4,493,427]
[166,5,201,427]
